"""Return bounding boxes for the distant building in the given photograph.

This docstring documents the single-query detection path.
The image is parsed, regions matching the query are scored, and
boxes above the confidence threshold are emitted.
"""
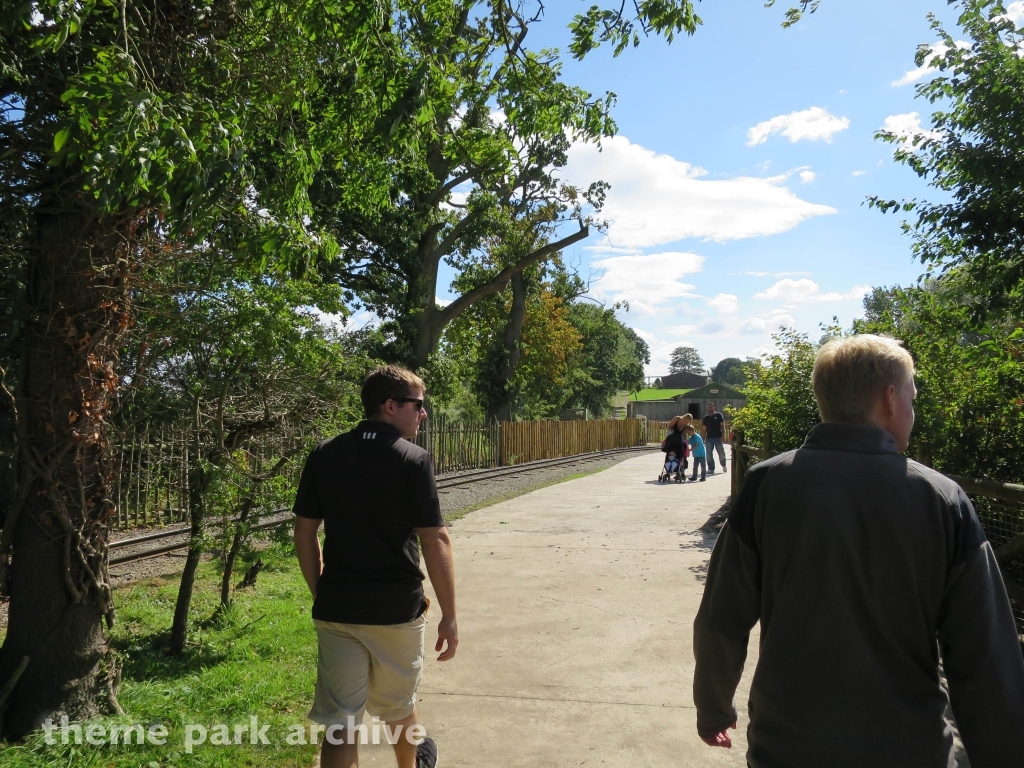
[658,371,709,389]
[673,382,747,421]
[626,382,747,424]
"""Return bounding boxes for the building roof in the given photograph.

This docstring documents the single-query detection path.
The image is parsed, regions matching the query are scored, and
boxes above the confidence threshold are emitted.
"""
[673,382,747,401]
[658,371,709,390]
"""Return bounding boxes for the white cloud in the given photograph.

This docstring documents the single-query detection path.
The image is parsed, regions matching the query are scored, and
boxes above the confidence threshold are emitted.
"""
[852,170,867,177]
[566,136,836,248]
[1004,2,1024,22]
[754,278,870,303]
[748,345,773,359]
[435,296,453,307]
[745,270,770,276]
[754,278,819,301]
[892,41,971,87]
[707,293,739,314]
[882,112,944,151]
[799,170,816,184]
[741,307,797,334]
[590,251,704,314]
[745,107,850,147]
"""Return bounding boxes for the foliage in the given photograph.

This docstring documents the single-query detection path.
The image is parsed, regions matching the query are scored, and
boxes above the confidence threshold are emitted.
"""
[562,303,649,416]
[710,357,747,388]
[731,329,820,452]
[568,0,702,58]
[668,344,705,375]
[855,278,1024,483]
[871,0,1024,321]
[316,1,614,370]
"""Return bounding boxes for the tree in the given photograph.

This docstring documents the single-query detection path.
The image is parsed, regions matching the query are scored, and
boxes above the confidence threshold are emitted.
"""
[562,304,649,415]
[730,329,820,452]
[710,357,747,388]
[317,2,612,371]
[855,277,1024,484]
[0,0,391,736]
[669,345,705,375]
[871,0,1024,321]
[446,258,585,420]
[121,253,367,652]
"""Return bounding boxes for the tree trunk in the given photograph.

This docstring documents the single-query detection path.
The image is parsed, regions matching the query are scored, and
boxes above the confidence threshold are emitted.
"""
[0,208,130,738]
[170,409,209,654]
[220,497,255,607]
[487,271,528,421]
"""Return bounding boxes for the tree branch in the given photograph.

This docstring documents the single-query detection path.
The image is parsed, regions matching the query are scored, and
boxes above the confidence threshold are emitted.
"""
[439,224,589,326]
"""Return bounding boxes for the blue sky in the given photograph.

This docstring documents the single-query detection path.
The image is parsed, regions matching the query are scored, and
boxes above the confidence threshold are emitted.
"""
[441,0,976,375]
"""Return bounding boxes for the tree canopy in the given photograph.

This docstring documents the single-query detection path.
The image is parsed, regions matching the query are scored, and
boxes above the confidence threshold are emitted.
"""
[668,344,705,375]
[710,357,748,388]
[871,0,1024,321]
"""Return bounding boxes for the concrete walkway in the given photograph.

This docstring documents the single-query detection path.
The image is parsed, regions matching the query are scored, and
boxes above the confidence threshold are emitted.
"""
[361,453,759,767]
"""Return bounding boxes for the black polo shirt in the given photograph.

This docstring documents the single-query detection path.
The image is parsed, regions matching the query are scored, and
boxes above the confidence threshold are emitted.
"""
[292,420,444,625]
[702,411,725,439]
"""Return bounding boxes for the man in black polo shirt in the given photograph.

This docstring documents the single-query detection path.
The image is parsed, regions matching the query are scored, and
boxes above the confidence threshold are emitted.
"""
[702,402,727,473]
[293,365,457,768]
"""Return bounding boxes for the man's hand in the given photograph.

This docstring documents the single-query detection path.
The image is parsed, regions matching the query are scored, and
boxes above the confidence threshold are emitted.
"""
[417,526,458,661]
[700,723,736,748]
[435,616,458,661]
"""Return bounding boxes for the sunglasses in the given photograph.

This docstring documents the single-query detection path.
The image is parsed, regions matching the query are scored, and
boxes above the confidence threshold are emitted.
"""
[385,397,425,410]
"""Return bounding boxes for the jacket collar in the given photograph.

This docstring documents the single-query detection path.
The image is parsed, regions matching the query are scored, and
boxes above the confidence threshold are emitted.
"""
[356,420,401,437]
[801,422,900,455]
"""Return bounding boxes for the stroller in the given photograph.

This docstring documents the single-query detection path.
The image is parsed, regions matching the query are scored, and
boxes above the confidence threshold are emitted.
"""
[659,452,684,483]
[658,429,689,483]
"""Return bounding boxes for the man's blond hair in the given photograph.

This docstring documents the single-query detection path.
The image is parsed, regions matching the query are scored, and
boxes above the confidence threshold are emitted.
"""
[812,334,915,424]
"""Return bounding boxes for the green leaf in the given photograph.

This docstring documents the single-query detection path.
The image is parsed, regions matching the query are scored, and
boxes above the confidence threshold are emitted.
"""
[53,127,71,153]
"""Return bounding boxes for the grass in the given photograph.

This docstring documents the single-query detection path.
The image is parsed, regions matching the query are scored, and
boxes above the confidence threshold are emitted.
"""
[629,388,691,402]
[0,544,322,767]
[0,461,619,766]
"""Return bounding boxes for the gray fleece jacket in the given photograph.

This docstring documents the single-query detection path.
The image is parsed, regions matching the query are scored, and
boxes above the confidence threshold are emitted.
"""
[693,422,1024,768]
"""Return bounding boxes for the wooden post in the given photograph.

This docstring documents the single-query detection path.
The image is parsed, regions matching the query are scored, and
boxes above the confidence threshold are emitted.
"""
[763,427,774,458]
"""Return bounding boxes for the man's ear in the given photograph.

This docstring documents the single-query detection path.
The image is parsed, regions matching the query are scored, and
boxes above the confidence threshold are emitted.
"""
[884,384,897,416]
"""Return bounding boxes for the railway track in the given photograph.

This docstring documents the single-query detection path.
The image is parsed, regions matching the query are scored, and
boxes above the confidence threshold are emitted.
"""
[108,444,657,567]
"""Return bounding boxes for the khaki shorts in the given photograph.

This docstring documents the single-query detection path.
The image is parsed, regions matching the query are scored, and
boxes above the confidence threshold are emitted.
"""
[309,612,427,725]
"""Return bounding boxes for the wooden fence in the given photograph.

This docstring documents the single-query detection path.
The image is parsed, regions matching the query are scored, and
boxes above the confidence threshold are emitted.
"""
[729,429,1024,641]
[500,419,646,465]
[413,415,500,475]
[644,419,733,447]
[109,417,653,529]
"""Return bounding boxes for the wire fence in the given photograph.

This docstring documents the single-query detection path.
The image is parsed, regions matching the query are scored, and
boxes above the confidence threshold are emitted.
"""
[969,495,1024,640]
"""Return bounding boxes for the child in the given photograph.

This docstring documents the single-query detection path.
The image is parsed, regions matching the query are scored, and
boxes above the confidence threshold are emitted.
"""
[685,425,706,482]
[664,451,680,479]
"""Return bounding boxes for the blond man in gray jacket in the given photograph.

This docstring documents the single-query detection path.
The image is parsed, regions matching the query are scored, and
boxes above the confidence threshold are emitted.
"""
[694,334,1024,768]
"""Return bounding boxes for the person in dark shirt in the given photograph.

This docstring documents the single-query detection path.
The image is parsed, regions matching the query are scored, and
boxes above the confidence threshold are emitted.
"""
[294,365,456,768]
[693,334,1024,767]
[701,403,727,473]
